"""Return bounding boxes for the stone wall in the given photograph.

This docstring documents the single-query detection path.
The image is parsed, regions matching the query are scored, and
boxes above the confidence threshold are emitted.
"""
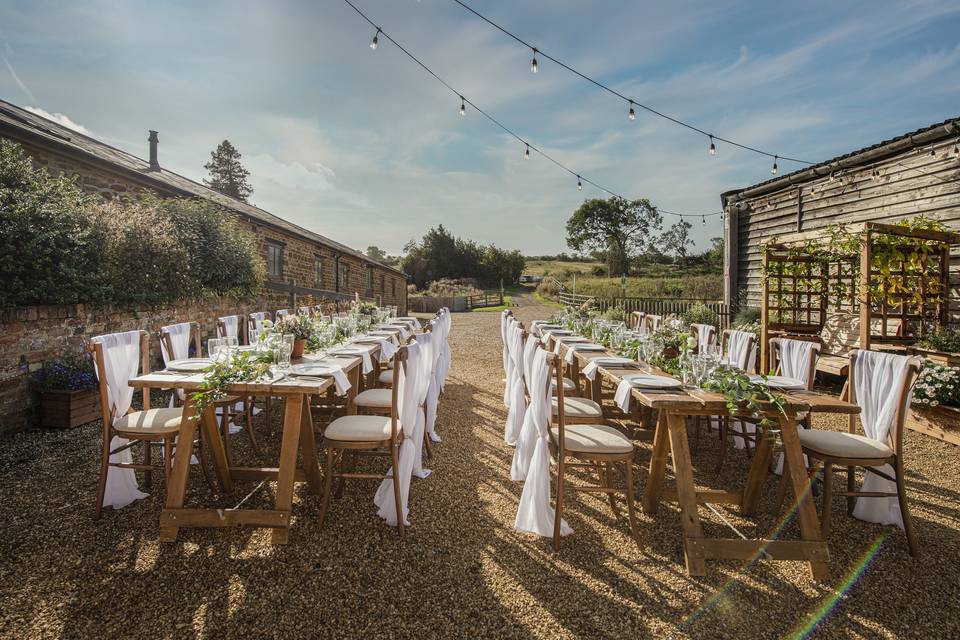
[0,294,302,436]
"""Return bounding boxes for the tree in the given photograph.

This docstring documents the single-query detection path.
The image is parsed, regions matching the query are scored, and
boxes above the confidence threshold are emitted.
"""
[365,245,388,262]
[204,140,253,202]
[400,225,525,288]
[565,196,662,277]
[661,220,695,264]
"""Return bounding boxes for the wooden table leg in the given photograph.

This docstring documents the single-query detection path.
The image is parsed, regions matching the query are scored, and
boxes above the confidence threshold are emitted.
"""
[201,406,233,492]
[642,411,671,514]
[346,364,360,416]
[271,394,304,544]
[590,374,601,402]
[160,402,199,542]
[780,416,830,580]
[298,395,323,494]
[740,425,774,516]
[666,411,707,576]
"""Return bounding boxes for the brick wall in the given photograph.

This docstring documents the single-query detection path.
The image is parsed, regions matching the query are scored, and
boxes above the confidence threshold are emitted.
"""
[0,294,300,436]
[9,138,408,312]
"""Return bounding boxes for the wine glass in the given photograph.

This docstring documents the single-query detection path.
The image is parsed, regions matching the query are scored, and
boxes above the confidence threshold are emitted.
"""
[638,338,652,373]
[207,338,224,361]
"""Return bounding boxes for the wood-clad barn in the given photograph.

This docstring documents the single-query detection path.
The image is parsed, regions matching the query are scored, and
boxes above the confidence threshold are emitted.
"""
[721,118,960,311]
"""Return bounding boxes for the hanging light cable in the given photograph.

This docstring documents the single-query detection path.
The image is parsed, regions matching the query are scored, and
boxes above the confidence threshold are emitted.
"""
[531,47,538,74]
[709,135,716,156]
[628,101,636,121]
[370,27,381,50]
[524,143,530,159]
[771,155,779,176]
[459,95,465,116]
[577,175,582,191]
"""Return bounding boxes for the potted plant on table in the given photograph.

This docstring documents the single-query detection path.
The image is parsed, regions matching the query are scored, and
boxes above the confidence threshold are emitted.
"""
[273,314,313,359]
[31,354,99,429]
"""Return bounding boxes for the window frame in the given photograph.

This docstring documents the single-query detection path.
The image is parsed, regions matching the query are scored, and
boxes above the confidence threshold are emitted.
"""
[266,241,284,279]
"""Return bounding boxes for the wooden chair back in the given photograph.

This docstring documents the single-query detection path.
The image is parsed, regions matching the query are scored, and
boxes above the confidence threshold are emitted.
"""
[847,350,922,459]
[691,323,717,350]
[628,311,644,331]
[769,337,821,389]
[88,330,150,427]
[644,314,662,334]
[159,322,202,365]
[216,315,244,341]
[298,306,312,316]
[821,312,904,357]
[276,309,291,320]
[721,329,757,372]
[389,346,408,441]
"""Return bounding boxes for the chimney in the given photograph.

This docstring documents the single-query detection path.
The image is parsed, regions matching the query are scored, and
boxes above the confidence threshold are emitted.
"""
[148,130,160,170]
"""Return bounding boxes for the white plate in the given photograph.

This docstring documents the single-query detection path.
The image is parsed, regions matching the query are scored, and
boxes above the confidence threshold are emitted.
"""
[165,358,212,372]
[572,343,607,351]
[547,329,572,335]
[290,363,338,377]
[557,335,589,342]
[750,375,806,390]
[623,374,682,389]
[590,357,634,366]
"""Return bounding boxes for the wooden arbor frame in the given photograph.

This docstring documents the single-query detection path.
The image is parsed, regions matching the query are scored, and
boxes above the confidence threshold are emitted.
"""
[760,222,960,371]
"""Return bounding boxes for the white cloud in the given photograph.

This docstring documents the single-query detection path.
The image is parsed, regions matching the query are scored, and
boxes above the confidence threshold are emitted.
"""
[23,106,91,135]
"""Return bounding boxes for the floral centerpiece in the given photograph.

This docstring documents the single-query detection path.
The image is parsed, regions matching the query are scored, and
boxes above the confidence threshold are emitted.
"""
[192,350,274,415]
[32,354,99,429]
[273,314,314,358]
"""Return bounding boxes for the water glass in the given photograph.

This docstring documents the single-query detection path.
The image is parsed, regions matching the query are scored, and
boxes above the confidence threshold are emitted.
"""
[207,338,224,360]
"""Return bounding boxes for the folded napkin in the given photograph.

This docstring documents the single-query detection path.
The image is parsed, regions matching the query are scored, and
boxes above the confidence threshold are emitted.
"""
[357,336,398,362]
[614,380,635,413]
[564,343,604,364]
[329,347,374,374]
[325,363,352,395]
[369,330,401,347]
[582,357,633,381]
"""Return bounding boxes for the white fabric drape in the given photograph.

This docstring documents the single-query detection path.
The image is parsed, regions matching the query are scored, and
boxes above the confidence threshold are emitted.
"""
[501,311,512,404]
[424,316,446,443]
[851,350,911,529]
[374,335,434,526]
[92,331,150,509]
[513,347,572,537]
[504,322,527,446]
[160,322,192,405]
[564,343,601,364]
[779,338,814,381]
[217,315,239,339]
[726,330,753,369]
[692,323,716,348]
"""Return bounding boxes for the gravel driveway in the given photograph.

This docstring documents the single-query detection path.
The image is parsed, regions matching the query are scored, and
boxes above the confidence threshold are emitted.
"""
[1,297,959,639]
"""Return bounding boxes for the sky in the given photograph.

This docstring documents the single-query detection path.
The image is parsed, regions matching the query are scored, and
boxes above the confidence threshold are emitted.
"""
[1,0,958,256]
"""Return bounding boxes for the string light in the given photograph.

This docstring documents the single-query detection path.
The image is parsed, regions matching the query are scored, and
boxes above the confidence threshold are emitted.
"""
[702,215,706,225]
[459,95,465,116]
[452,0,814,171]
[771,155,778,176]
[628,101,636,121]
[370,27,380,50]
[343,0,718,222]
[708,135,716,155]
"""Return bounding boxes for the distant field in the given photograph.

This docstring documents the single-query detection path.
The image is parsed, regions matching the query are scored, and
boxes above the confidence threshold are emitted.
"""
[527,258,724,300]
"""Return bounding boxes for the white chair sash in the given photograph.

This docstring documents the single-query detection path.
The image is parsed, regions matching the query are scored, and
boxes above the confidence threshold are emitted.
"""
[217,315,239,339]
[504,323,527,446]
[852,350,911,529]
[91,331,149,509]
[779,338,814,382]
[726,330,753,369]
[513,347,572,537]
[692,323,716,348]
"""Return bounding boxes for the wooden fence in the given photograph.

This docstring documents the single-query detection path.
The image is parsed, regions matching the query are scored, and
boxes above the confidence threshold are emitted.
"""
[557,291,734,328]
[466,292,504,309]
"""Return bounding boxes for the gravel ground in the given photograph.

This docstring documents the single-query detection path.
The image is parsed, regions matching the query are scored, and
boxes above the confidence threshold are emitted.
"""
[1,297,959,639]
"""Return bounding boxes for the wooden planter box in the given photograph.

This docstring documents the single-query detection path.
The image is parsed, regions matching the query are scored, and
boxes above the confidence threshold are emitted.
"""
[38,388,99,429]
[906,404,960,447]
[907,347,960,367]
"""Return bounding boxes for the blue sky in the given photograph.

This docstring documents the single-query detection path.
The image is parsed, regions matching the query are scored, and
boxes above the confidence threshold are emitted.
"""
[1,0,958,255]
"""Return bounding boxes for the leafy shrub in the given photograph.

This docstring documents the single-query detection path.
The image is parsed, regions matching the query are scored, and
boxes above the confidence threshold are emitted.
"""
[0,139,106,306]
[734,307,761,326]
[603,305,626,322]
[917,327,960,354]
[682,303,720,328]
[591,264,608,276]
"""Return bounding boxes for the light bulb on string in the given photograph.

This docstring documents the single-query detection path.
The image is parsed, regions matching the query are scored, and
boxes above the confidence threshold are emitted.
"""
[708,135,716,155]
[628,101,636,121]
[771,155,778,176]
[370,28,380,50]
[524,143,530,160]
[702,215,706,225]
[577,175,582,191]
[459,96,465,116]
[531,48,538,74]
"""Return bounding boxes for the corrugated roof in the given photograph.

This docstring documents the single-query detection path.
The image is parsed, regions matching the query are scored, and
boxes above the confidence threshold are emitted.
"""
[0,99,404,276]
[726,117,960,200]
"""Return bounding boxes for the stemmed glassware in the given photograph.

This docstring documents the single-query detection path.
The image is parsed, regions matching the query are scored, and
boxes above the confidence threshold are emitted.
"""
[637,338,653,373]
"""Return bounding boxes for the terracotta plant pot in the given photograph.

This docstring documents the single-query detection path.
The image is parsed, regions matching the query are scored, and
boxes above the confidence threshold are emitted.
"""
[291,339,307,359]
[38,388,99,429]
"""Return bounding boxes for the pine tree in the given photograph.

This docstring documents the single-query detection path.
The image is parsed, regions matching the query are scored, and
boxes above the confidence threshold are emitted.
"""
[203,140,253,202]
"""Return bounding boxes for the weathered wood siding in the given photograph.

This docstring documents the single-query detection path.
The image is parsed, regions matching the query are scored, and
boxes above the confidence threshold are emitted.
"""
[730,137,960,311]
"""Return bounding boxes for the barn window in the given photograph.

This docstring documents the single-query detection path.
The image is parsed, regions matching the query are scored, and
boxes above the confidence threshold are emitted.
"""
[266,242,283,278]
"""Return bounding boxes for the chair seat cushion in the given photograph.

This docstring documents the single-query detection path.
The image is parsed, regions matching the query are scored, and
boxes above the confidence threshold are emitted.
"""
[353,388,392,408]
[378,369,395,386]
[113,408,183,436]
[799,429,893,460]
[550,377,577,392]
[551,396,602,419]
[550,424,633,454]
[325,415,393,442]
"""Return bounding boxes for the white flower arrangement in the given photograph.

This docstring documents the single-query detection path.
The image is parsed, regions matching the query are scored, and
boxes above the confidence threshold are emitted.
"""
[912,361,960,408]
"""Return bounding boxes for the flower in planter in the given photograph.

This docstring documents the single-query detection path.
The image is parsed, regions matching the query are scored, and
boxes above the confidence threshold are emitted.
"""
[912,361,960,408]
[32,353,98,391]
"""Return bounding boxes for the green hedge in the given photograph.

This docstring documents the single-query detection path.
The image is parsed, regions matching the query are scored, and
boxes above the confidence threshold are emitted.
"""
[0,139,264,308]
